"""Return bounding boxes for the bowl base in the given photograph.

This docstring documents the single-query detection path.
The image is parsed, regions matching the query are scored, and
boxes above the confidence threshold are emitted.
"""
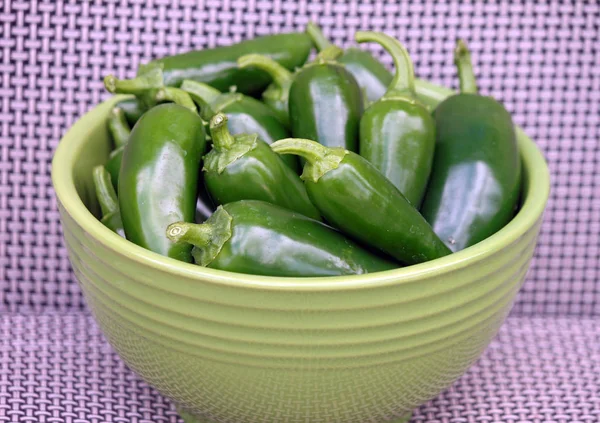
[177,407,412,423]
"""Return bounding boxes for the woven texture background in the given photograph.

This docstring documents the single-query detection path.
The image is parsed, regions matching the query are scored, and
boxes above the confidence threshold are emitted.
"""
[0,314,597,423]
[0,0,599,315]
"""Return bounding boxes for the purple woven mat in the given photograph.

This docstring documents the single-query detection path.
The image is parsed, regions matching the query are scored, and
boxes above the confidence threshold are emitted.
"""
[0,1,599,315]
[0,314,598,423]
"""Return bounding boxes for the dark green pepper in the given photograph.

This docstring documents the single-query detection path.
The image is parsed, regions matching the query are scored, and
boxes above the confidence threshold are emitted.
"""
[204,113,320,220]
[92,165,125,238]
[105,107,131,191]
[141,32,313,95]
[271,138,451,265]
[103,76,216,220]
[357,32,435,208]
[288,46,363,151]
[166,200,396,276]
[237,54,294,128]
[306,22,392,104]
[421,40,522,252]
[180,80,298,172]
[119,99,206,262]
[107,106,130,149]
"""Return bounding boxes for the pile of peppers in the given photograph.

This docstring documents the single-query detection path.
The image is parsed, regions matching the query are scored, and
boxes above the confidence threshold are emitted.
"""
[94,24,522,277]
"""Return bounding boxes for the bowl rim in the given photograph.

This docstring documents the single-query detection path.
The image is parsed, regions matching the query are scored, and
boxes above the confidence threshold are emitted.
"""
[52,80,550,292]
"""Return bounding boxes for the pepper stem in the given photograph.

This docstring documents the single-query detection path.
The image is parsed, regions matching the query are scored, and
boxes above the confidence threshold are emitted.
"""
[355,31,416,98]
[271,138,347,182]
[166,221,212,248]
[315,45,344,63]
[270,138,328,164]
[93,166,119,218]
[306,21,333,51]
[155,87,197,112]
[237,54,293,88]
[454,39,478,94]
[107,107,130,149]
[103,66,164,95]
[209,113,235,151]
[180,80,221,109]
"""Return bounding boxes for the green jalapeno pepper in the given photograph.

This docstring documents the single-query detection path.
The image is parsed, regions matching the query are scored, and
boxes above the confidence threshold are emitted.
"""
[107,106,130,149]
[204,113,320,220]
[271,138,451,265]
[141,32,313,95]
[119,97,206,262]
[288,46,363,151]
[92,166,124,238]
[236,54,294,128]
[420,40,522,252]
[306,22,392,104]
[105,107,131,191]
[166,200,396,276]
[357,32,435,208]
[155,88,217,221]
[103,77,216,219]
[180,80,298,172]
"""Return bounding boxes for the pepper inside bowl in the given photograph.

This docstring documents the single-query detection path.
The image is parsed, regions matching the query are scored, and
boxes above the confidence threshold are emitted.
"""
[52,80,549,423]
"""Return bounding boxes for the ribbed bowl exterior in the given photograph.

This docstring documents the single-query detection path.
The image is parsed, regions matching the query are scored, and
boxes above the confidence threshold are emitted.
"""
[52,81,550,423]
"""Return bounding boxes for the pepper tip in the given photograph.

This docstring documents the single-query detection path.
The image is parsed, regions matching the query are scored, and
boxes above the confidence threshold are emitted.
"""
[154,88,167,102]
[210,112,228,129]
[454,39,470,61]
[110,106,124,117]
[103,75,117,93]
[166,222,187,243]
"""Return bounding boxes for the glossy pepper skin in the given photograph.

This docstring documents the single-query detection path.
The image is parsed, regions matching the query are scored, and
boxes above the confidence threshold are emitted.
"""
[288,46,363,151]
[357,32,435,208]
[166,201,396,276]
[421,40,522,252]
[103,76,216,219]
[119,101,206,262]
[203,113,320,220]
[92,165,125,238]
[142,32,313,95]
[237,54,294,128]
[271,139,451,265]
[306,22,392,104]
[181,80,298,172]
[105,107,131,191]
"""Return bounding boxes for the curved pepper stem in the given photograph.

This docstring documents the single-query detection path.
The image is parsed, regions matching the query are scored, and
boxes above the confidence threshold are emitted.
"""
[103,66,164,95]
[306,21,333,52]
[355,31,416,99]
[180,80,221,118]
[270,138,347,182]
[166,221,212,248]
[271,138,328,162]
[315,45,344,63]
[237,54,293,88]
[181,80,220,106]
[107,107,131,149]
[454,39,478,94]
[209,113,235,151]
[93,166,119,218]
[155,87,197,112]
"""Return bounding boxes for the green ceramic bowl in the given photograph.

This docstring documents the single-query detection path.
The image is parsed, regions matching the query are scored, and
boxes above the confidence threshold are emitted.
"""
[52,80,550,423]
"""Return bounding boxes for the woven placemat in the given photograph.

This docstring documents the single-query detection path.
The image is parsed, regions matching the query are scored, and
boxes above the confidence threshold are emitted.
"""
[0,1,598,315]
[1,314,597,422]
